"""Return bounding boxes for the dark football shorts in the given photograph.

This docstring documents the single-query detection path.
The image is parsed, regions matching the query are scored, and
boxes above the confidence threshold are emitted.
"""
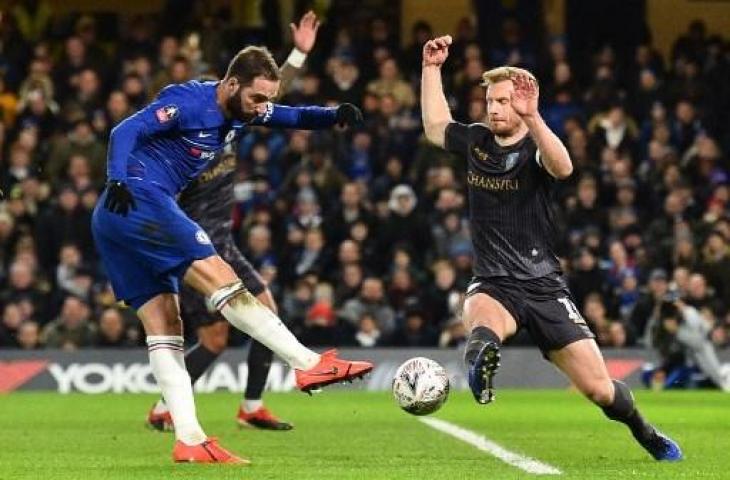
[180,234,266,328]
[465,275,595,357]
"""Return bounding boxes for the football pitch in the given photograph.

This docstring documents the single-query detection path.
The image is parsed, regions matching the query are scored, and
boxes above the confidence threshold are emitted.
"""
[1,389,728,479]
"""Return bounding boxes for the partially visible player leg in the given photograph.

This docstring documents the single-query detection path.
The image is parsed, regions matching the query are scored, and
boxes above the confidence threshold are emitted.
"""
[138,293,247,464]
[462,289,518,404]
[147,321,228,431]
[549,339,683,461]
[183,255,373,392]
[237,288,293,430]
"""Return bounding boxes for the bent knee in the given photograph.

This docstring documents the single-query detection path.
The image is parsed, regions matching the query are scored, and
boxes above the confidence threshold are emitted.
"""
[581,381,614,406]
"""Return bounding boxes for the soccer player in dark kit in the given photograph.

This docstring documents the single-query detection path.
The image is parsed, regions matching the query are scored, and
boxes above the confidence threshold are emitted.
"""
[420,35,682,461]
[146,11,324,433]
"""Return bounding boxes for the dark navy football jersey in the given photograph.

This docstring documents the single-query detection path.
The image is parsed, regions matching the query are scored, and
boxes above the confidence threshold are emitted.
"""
[445,122,562,283]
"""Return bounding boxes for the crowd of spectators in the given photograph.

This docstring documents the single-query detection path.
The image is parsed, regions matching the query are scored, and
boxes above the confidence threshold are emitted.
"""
[0,2,728,355]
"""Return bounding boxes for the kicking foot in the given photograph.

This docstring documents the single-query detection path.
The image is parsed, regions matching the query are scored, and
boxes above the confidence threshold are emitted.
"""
[237,406,293,431]
[467,341,500,405]
[173,437,250,464]
[295,349,373,394]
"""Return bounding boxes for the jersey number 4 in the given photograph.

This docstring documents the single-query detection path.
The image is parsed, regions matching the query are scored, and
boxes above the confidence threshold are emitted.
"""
[557,297,586,324]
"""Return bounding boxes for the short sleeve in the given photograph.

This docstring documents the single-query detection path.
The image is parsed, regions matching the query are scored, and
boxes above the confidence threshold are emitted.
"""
[444,121,470,157]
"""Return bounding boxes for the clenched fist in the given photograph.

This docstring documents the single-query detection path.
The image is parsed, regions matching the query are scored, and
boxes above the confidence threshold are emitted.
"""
[422,35,452,68]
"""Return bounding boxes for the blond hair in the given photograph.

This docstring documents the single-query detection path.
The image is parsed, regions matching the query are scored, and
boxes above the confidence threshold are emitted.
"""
[480,66,538,88]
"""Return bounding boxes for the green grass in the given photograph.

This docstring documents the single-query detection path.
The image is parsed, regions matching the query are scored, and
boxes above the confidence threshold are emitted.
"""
[1,389,728,479]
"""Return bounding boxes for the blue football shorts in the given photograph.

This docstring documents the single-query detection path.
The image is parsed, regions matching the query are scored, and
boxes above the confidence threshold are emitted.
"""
[92,184,216,310]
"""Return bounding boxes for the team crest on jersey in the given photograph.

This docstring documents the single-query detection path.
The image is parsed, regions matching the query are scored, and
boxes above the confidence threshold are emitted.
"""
[195,230,211,245]
[504,152,520,171]
[224,129,236,144]
[155,104,179,123]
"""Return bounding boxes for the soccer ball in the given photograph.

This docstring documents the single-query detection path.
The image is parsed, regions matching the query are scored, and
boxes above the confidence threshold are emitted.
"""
[392,357,450,416]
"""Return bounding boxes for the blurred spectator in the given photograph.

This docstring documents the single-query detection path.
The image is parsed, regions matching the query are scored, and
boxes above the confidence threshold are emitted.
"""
[324,182,373,245]
[301,283,338,346]
[40,295,95,349]
[425,260,461,327]
[377,184,431,265]
[334,262,363,306]
[35,185,94,273]
[16,320,41,349]
[583,293,615,346]
[0,302,24,346]
[322,57,364,105]
[339,277,396,335]
[649,300,730,390]
[389,302,438,347]
[629,268,670,344]
[1,260,48,320]
[352,312,383,347]
[366,57,416,109]
[95,308,134,348]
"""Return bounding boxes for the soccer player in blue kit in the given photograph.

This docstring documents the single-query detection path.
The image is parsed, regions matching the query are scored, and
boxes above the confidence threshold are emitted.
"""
[146,11,320,433]
[92,45,372,464]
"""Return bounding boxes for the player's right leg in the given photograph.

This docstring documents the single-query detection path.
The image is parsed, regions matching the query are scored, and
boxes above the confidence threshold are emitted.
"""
[183,255,373,392]
[91,190,248,464]
[462,281,519,404]
[137,294,248,464]
[147,320,229,432]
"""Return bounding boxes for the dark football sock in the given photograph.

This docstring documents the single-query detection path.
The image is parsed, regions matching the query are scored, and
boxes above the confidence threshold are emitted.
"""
[184,342,220,386]
[245,340,273,400]
[601,380,654,442]
[464,326,501,365]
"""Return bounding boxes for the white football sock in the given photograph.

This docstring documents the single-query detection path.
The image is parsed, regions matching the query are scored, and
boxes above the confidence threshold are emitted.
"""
[147,336,206,445]
[212,285,319,370]
[243,399,263,413]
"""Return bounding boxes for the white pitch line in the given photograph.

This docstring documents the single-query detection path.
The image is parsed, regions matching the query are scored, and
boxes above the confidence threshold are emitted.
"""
[420,417,562,475]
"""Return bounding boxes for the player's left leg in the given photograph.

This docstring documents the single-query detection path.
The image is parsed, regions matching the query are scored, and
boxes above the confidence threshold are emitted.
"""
[549,339,683,461]
[183,255,373,391]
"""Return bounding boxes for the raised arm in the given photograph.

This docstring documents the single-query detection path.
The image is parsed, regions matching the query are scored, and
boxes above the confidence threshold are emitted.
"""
[510,73,573,179]
[277,10,320,98]
[421,35,454,148]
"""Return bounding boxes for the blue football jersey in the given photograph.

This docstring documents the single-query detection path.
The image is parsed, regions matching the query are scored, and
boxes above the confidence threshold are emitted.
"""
[106,80,338,196]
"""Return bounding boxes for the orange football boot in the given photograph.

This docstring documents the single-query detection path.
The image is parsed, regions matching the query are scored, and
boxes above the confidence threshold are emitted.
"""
[172,437,250,465]
[295,349,373,393]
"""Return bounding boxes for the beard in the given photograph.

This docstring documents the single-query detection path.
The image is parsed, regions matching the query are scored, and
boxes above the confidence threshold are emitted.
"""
[488,117,522,138]
[226,89,255,122]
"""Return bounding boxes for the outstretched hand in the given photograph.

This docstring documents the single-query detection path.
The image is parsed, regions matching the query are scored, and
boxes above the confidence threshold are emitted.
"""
[336,103,363,127]
[510,72,539,118]
[290,10,320,54]
[422,35,452,68]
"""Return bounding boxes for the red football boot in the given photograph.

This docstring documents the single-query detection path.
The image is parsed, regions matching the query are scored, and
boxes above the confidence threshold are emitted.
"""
[295,349,373,393]
[237,405,293,431]
[172,437,250,465]
[146,403,174,432]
